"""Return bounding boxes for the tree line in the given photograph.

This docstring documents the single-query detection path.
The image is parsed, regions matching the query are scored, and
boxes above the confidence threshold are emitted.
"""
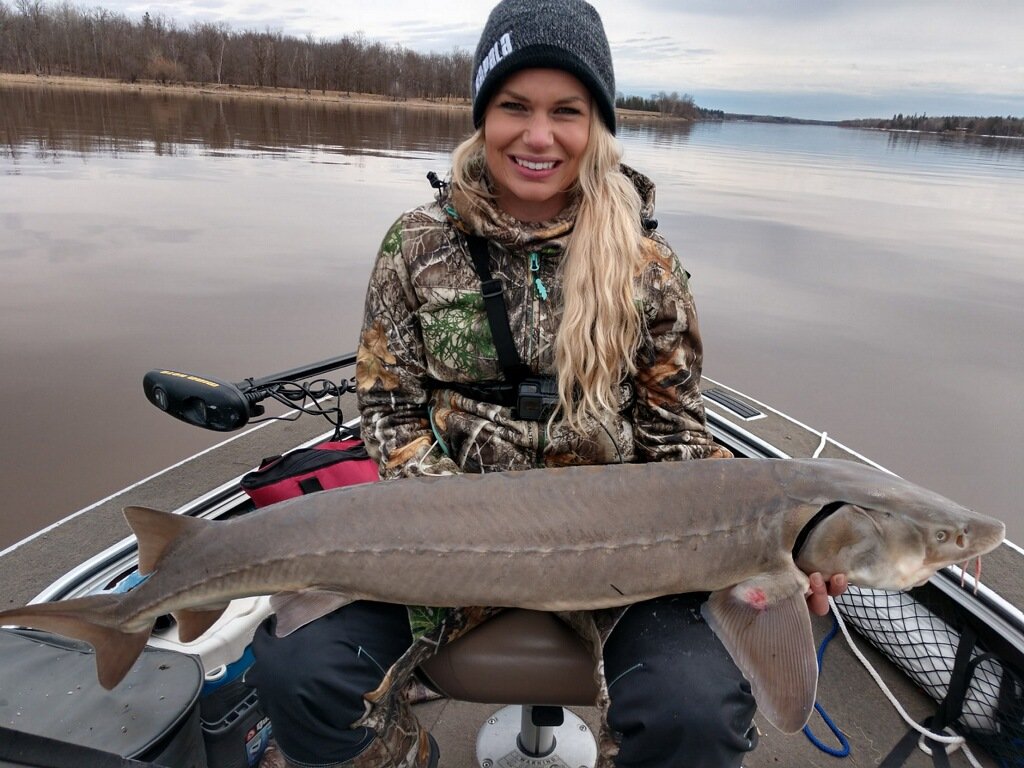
[0,1,472,100]
[841,113,1023,138]
[615,91,723,120]
[1,1,723,119]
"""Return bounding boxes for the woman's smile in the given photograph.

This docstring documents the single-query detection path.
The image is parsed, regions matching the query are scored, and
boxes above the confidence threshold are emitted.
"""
[512,156,559,173]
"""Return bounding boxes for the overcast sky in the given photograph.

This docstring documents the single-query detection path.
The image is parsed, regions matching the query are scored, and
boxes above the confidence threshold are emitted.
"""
[106,0,1021,121]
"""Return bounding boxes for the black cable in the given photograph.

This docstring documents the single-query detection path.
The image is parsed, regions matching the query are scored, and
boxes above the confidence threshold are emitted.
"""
[243,376,347,429]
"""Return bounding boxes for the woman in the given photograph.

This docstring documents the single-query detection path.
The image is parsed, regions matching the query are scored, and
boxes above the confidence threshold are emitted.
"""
[253,2,846,766]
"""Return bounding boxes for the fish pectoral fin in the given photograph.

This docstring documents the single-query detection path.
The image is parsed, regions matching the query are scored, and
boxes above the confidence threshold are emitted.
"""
[271,590,354,637]
[174,603,230,643]
[702,569,817,734]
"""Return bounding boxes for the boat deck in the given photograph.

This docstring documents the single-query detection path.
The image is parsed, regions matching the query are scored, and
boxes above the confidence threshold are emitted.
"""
[2,383,1018,768]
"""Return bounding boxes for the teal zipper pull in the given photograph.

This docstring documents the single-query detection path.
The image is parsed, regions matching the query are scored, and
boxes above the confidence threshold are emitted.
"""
[529,252,548,301]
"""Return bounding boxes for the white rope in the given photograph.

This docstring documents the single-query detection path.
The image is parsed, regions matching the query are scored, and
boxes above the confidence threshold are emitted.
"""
[812,431,828,458]
[828,597,984,768]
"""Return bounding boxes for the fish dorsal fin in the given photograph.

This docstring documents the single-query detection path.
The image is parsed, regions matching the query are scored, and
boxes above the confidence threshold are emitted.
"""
[123,506,208,573]
[270,590,353,636]
[702,567,817,734]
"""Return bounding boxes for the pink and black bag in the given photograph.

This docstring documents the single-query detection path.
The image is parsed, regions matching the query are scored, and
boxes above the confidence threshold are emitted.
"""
[239,435,379,507]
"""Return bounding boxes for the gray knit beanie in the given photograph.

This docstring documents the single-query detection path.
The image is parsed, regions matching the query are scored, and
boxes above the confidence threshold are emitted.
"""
[471,0,616,133]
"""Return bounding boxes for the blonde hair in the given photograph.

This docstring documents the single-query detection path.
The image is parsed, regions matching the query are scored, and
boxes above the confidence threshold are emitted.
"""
[450,108,646,431]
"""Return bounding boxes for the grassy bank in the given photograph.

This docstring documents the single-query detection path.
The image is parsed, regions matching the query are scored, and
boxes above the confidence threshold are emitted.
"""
[0,72,471,112]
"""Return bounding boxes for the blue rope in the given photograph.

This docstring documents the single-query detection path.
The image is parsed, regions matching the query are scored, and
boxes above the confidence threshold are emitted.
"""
[803,613,852,757]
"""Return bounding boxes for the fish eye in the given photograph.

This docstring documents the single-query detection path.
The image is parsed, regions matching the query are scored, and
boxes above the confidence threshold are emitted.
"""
[936,530,948,542]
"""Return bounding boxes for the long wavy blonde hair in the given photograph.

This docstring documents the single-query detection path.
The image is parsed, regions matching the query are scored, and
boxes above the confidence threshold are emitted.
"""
[450,107,646,431]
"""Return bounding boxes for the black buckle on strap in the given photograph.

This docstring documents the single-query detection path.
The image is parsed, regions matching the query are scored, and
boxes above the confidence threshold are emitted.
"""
[480,278,504,299]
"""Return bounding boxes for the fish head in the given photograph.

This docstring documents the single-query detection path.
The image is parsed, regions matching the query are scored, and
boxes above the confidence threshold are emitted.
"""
[791,460,1005,590]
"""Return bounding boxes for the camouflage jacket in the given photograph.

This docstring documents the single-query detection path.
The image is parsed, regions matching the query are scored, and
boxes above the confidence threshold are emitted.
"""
[356,166,724,477]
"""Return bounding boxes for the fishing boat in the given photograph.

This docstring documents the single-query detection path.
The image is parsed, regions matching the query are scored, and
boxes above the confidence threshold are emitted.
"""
[1,354,1022,768]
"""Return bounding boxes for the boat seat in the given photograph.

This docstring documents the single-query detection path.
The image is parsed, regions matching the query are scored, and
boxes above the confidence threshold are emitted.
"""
[417,608,600,766]
[418,608,598,705]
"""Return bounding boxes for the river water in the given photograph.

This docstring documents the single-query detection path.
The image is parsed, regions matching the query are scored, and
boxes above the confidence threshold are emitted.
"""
[1,84,1022,549]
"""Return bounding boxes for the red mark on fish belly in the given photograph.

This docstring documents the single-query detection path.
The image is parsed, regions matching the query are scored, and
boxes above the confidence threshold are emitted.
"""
[744,587,768,611]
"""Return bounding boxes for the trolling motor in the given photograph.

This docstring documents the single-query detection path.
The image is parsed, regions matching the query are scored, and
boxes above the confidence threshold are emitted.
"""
[143,353,357,432]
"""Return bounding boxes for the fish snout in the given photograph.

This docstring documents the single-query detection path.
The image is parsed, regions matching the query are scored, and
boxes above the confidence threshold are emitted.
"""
[973,517,1007,551]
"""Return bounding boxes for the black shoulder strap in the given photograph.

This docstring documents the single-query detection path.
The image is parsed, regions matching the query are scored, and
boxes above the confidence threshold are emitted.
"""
[465,235,530,382]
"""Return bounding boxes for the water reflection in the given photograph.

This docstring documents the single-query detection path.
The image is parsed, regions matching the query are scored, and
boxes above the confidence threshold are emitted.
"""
[1,84,474,160]
[884,127,1024,165]
[618,117,694,149]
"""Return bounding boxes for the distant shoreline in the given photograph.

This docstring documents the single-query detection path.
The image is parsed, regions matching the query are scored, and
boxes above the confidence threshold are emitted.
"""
[846,124,1023,141]
[0,72,675,122]
[0,72,472,112]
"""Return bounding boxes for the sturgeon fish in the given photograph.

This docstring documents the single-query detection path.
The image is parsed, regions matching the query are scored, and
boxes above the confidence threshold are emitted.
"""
[0,458,1005,733]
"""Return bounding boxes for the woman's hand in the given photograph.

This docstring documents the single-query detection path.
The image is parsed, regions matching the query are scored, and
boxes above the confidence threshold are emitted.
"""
[805,572,848,616]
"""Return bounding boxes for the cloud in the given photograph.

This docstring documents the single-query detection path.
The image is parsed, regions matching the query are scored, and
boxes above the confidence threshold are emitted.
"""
[377,20,481,52]
[613,36,714,59]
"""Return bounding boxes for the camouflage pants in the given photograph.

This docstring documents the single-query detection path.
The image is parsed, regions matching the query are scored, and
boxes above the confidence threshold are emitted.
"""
[331,699,434,768]
[262,704,431,768]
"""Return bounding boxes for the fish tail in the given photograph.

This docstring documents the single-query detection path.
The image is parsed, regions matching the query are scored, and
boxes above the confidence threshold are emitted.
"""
[0,595,152,689]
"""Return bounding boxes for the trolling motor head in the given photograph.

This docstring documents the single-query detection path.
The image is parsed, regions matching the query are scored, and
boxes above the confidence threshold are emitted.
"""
[143,354,357,432]
[143,369,257,431]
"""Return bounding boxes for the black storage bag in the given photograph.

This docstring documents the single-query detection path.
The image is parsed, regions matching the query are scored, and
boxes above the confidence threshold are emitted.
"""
[0,628,205,767]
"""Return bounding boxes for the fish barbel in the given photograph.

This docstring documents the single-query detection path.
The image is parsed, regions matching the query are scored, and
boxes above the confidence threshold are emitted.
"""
[0,458,1005,733]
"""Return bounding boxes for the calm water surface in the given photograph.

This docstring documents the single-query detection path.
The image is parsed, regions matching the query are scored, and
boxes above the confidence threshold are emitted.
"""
[2,85,1022,549]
